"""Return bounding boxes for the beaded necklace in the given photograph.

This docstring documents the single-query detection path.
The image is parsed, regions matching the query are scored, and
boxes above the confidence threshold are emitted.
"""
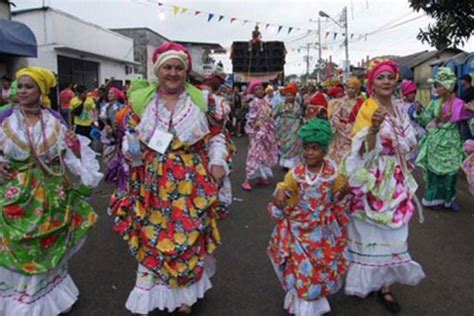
[20,107,65,177]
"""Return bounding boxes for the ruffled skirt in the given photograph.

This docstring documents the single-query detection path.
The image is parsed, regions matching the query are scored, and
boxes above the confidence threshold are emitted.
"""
[284,290,331,316]
[344,218,425,297]
[0,263,78,316]
[126,255,216,314]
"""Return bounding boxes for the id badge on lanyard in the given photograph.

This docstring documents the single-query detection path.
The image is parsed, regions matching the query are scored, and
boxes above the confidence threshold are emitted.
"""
[147,97,175,154]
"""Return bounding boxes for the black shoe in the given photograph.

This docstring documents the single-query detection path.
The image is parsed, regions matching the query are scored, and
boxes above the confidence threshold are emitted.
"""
[378,290,401,314]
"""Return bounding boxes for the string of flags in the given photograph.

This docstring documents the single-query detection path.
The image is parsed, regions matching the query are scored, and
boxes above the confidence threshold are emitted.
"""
[156,1,311,35]
[153,1,370,41]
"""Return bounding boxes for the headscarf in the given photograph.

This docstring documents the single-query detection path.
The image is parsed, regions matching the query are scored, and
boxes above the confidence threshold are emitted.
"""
[328,86,344,98]
[310,92,328,108]
[109,87,125,103]
[248,79,263,94]
[347,76,362,90]
[298,118,333,152]
[152,42,192,76]
[401,80,417,96]
[366,58,399,96]
[202,74,225,91]
[428,67,457,91]
[9,81,17,100]
[265,85,274,94]
[16,67,57,107]
[283,83,298,96]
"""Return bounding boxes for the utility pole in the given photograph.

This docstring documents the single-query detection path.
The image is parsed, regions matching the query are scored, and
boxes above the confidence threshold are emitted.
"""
[317,18,322,83]
[305,43,311,84]
[343,6,350,82]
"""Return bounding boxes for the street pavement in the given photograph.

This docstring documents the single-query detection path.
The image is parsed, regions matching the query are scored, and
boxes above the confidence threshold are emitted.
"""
[69,136,474,316]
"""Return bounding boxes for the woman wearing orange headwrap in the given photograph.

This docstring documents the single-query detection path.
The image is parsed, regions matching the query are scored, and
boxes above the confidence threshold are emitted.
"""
[273,83,303,169]
[327,77,364,164]
[339,59,425,313]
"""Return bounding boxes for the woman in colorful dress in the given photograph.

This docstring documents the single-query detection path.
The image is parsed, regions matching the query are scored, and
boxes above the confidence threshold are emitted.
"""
[109,42,230,315]
[273,83,303,169]
[415,67,473,211]
[340,59,425,313]
[305,89,328,121]
[0,67,102,315]
[241,80,278,191]
[267,119,348,316]
[327,77,364,165]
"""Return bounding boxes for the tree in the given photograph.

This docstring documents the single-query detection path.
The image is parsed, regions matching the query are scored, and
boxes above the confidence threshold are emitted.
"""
[409,0,474,49]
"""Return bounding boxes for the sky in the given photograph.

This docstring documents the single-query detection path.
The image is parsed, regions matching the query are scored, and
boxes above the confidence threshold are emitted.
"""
[13,0,474,76]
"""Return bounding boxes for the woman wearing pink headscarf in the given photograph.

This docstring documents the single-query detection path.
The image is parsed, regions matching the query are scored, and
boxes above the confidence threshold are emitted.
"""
[400,80,425,161]
[109,42,231,315]
[241,80,278,191]
[340,59,425,313]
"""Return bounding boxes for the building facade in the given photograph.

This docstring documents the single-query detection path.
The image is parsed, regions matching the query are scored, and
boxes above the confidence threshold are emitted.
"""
[111,27,170,80]
[12,7,138,90]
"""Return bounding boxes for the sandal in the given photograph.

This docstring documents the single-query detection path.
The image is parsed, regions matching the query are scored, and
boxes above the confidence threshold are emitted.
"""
[241,182,252,191]
[378,290,401,314]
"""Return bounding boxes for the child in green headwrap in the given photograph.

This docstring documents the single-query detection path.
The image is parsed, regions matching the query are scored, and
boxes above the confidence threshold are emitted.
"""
[267,118,349,316]
[0,80,17,113]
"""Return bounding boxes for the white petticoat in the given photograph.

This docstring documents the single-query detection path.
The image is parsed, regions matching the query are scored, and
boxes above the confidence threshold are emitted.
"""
[279,157,299,169]
[0,263,78,316]
[125,255,216,314]
[284,290,331,316]
[247,165,273,181]
[345,218,426,297]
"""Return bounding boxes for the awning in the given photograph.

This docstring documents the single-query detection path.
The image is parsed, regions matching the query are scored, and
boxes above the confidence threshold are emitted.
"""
[0,19,37,57]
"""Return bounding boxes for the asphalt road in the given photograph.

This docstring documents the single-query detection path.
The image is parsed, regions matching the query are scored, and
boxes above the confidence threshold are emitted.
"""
[68,136,474,316]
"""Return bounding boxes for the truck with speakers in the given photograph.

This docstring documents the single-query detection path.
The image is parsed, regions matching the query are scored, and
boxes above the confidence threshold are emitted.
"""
[230,41,286,86]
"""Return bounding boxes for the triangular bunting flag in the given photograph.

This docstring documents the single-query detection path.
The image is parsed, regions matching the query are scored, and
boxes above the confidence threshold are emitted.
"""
[350,33,354,39]
[157,2,162,5]
[208,13,214,22]
[306,30,312,34]
[180,8,188,14]
[325,32,330,38]
[218,15,224,22]
[195,11,201,15]
[333,33,338,39]
[230,17,236,23]
[265,23,270,29]
[172,6,180,15]
[243,20,248,25]
[288,27,293,34]
[277,25,283,33]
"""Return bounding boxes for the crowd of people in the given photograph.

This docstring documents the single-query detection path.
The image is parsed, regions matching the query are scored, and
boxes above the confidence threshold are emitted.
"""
[0,41,473,316]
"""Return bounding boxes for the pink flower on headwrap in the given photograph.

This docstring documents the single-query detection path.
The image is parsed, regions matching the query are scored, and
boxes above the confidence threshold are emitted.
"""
[366,58,399,95]
[400,80,417,96]
[152,42,192,75]
[248,79,263,94]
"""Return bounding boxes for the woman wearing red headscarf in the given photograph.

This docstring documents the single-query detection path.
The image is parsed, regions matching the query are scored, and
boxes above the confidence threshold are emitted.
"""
[327,77,364,165]
[109,42,230,315]
[241,80,278,191]
[339,59,425,313]
[273,83,303,169]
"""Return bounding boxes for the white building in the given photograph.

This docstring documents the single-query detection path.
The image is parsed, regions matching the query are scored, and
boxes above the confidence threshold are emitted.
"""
[176,41,226,77]
[12,6,138,90]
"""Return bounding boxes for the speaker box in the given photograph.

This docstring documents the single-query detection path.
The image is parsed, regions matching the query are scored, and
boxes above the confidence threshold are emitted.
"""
[231,41,286,73]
